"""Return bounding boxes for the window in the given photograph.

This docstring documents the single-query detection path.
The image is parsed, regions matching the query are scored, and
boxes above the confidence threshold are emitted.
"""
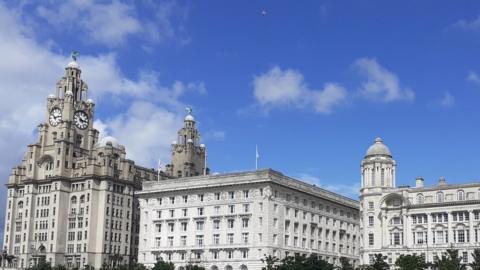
[182,208,188,217]
[457,190,465,201]
[227,233,234,244]
[368,216,374,227]
[436,192,444,203]
[242,233,249,244]
[242,250,249,258]
[368,202,374,210]
[368,234,374,246]
[198,194,204,202]
[242,218,249,228]
[213,220,220,230]
[243,204,250,212]
[181,236,187,246]
[181,222,187,232]
[243,190,249,198]
[155,237,161,247]
[168,236,173,246]
[416,194,424,204]
[183,195,188,203]
[170,197,175,204]
[229,191,235,199]
[227,219,234,229]
[196,235,204,245]
[229,205,235,214]
[197,208,204,216]
[215,193,220,200]
[213,234,220,244]
[168,223,174,232]
[196,221,204,231]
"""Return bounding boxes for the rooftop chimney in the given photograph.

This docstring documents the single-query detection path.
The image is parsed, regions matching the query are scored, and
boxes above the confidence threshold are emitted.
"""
[415,176,424,188]
[438,176,447,186]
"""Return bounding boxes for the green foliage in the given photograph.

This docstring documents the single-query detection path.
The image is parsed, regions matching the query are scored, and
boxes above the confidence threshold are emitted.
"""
[339,257,354,270]
[52,265,68,270]
[261,254,334,270]
[471,249,480,270]
[395,254,428,270]
[152,260,175,270]
[185,264,205,270]
[26,260,52,270]
[368,254,389,270]
[434,249,466,270]
[262,255,280,270]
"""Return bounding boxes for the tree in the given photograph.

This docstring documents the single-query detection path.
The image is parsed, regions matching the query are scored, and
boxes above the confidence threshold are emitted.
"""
[52,265,68,270]
[152,260,175,270]
[185,265,205,270]
[338,257,354,270]
[274,254,334,270]
[434,249,466,270]
[471,249,480,270]
[369,254,389,270]
[395,254,428,270]
[262,255,280,270]
[27,260,52,270]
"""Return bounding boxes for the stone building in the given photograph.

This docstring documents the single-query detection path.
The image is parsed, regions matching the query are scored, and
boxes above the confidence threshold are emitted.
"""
[359,138,480,267]
[2,57,170,269]
[165,109,208,178]
[137,169,361,270]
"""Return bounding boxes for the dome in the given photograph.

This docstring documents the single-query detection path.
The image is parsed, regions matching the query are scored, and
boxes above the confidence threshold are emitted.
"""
[171,140,177,145]
[86,99,94,104]
[365,137,392,157]
[185,114,195,121]
[199,144,205,148]
[96,136,121,148]
[187,138,194,143]
[67,61,80,69]
[65,90,73,96]
[48,94,56,99]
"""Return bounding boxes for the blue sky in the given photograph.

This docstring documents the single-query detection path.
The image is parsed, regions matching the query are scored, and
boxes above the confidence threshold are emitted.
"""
[1,1,480,237]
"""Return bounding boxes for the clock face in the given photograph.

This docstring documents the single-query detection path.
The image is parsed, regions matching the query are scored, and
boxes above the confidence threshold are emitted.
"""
[49,108,62,127]
[73,111,89,130]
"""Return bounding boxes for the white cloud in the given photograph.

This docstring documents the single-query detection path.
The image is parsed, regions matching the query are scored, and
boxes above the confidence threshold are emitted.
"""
[354,58,415,102]
[0,2,204,181]
[97,102,183,166]
[297,173,360,199]
[439,92,455,107]
[467,71,480,85]
[204,130,226,141]
[34,0,189,47]
[253,66,347,113]
[452,16,480,32]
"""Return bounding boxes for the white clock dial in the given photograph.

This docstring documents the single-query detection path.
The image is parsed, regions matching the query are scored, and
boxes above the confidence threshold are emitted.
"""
[73,111,89,130]
[49,108,62,127]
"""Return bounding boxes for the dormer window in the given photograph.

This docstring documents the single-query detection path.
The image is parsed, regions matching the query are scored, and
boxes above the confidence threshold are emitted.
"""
[416,194,424,204]
[457,190,465,201]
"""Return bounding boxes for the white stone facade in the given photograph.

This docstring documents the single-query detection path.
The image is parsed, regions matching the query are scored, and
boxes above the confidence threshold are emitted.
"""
[359,138,480,267]
[137,169,360,270]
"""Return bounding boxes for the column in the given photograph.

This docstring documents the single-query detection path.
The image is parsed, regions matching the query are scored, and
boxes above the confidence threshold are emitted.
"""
[426,214,432,262]
[469,210,474,244]
[403,214,410,247]
[382,214,388,247]
[447,211,453,243]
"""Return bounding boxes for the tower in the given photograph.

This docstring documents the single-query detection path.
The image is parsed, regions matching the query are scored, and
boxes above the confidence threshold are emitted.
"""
[3,54,160,269]
[360,137,396,191]
[165,108,208,177]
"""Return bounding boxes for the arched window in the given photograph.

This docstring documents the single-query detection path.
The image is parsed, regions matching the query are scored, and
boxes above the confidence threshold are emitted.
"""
[457,190,465,201]
[80,195,85,204]
[225,266,233,270]
[18,201,24,209]
[416,194,424,204]
[436,192,444,203]
[71,196,77,204]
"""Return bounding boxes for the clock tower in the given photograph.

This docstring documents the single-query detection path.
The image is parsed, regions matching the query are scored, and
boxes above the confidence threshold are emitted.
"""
[3,54,166,269]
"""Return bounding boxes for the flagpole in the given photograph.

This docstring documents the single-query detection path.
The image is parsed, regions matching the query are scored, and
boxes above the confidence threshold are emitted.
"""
[255,145,258,170]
